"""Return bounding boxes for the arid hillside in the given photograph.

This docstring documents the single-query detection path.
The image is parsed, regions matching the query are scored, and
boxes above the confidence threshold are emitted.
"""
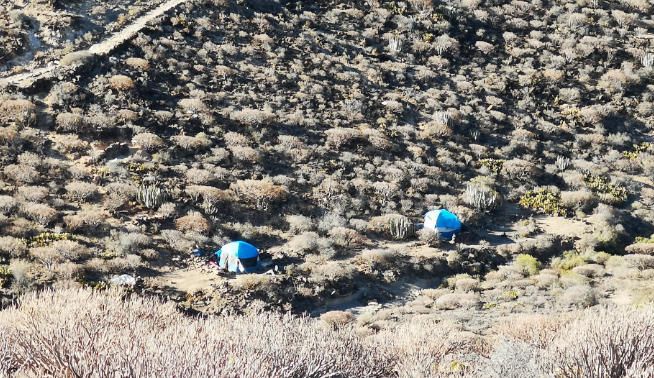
[0,0,654,349]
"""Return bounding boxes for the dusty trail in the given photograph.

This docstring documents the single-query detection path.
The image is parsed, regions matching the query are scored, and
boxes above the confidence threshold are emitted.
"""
[0,0,190,90]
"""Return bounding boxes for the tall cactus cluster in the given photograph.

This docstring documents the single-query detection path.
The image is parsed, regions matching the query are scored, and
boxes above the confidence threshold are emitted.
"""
[389,215,415,240]
[463,182,502,212]
[136,183,167,209]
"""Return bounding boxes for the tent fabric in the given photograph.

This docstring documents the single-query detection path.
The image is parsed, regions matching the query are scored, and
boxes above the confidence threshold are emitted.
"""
[216,241,259,273]
[423,209,462,240]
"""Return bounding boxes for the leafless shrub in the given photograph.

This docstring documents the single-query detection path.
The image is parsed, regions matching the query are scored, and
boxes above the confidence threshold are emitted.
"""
[545,306,654,377]
[172,133,212,150]
[320,311,354,329]
[21,202,57,225]
[0,99,37,127]
[285,231,320,256]
[0,289,394,377]
[178,98,208,113]
[55,112,87,132]
[63,209,106,233]
[325,127,362,148]
[230,179,288,210]
[132,132,165,151]
[175,211,211,234]
[65,181,100,202]
[3,164,39,184]
[286,214,314,234]
[0,195,18,214]
[0,236,27,257]
[329,227,368,249]
[230,108,275,125]
[31,240,90,266]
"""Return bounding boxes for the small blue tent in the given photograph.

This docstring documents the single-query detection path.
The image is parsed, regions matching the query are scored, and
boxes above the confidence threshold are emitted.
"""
[215,241,259,273]
[423,209,462,240]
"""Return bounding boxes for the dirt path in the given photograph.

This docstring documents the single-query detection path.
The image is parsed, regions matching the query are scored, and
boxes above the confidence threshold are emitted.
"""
[152,267,222,294]
[0,0,190,90]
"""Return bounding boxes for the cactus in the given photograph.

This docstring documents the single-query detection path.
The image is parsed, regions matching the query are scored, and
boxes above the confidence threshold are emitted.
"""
[389,215,415,240]
[463,183,502,212]
[136,183,167,209]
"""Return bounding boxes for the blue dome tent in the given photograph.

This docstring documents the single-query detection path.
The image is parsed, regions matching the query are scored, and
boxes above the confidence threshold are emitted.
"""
[423,209,462,240]
[215,241,259,273]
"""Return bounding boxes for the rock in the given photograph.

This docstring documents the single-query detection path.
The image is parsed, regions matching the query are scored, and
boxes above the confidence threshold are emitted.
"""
[109,274,136,287]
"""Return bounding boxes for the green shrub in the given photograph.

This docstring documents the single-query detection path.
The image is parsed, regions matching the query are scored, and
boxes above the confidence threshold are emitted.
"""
[582,173,627,204]
[479,158,505,174]
[515,254,541,276]
[519,188,568,216]
[553,251,587,271]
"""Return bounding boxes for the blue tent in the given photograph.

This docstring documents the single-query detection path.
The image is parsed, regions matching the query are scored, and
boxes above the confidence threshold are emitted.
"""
[215,241,259,273]
[423,209,462,240]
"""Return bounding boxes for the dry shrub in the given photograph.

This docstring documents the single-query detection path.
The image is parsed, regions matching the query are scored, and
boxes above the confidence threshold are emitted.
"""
[320,311,354,329]
[0,236,27,257]
[355,249,395,271]
[285,214,313,234]
[21,202,57,225]
[231,274,273,291]
[0,289,394,377]
[545,306,654,377]
[108,75,135,91]
[285,231,320,256]
[493,313,571,349]
[55,112,86,132]
[132,132,164,151]
[625,243,654,255]
[175,211,211,234]
[374,320,470,378]
[230,179,288,210]
[63,208,106,232]
[16,185,48,202]
[185,185,230,205]
[3,164,39,184]
[434,292,481,310]
[172,133,212,150]
[560,190,596,212]
[325,128,362,148]
[230,108,275,125]
[229,145,261,163]
[0,195,17,214]
[65,181,100,202]
[178,98,208,113]
[31,240,90,265]
[0,99,37,127]
[328,227,368,248]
